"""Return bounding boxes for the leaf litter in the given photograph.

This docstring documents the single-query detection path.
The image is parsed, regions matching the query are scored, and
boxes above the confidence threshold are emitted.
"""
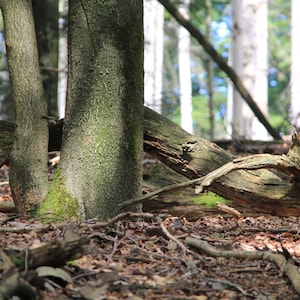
[0,165,300,299]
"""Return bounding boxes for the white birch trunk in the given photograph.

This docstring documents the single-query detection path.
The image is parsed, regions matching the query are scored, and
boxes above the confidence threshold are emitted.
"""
[178,0,193,134]
[291,0,300,127]
[227,0,268,140]
[144,0,164,113]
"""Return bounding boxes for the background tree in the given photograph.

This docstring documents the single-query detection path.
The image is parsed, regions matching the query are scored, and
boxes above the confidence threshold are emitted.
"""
[227,0,269,140]
[144,0,164,113]
[40,0,144,220]
[204,0,215,139]
[178,0,193,134]
[32,0,59,118]
[0,0,48,213]
[290,0,300,128]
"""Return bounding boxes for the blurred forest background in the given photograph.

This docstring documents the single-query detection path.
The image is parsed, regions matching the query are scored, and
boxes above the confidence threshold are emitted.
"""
[0,0,296,141]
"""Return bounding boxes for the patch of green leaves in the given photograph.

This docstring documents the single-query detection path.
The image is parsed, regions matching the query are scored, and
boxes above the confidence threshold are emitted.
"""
[193,192,228,207]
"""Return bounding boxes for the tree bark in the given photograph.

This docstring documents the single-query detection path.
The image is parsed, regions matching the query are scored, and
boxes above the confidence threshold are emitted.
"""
[0,107,298,216]
[42,0,144,220]
[0,0,49,214]
[228,0,268,140]
[178,0,193,134]
[143,108,300,216]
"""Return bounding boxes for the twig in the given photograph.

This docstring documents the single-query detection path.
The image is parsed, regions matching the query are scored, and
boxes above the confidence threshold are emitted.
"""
[0,212,155,233]
[217,202,243,219]
[186,236,300,294]
[160,222,192,256]
[119,177,205,208]
[86,212,155,229]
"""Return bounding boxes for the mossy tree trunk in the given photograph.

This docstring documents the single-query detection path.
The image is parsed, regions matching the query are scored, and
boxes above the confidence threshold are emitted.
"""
[46,0,144,220]
[0,0,49,213]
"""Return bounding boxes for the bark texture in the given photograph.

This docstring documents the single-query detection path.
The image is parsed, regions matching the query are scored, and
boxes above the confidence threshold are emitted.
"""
[56,0,144,220]
[0,108,298,217]
[143,107,300,216]
[0,0,49,213]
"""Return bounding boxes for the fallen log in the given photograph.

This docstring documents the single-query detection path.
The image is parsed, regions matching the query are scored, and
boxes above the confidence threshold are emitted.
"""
[143,108,300,216]
[0,107,299,216]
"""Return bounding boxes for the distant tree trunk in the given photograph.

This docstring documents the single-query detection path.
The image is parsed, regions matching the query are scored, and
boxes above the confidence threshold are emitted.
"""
[144,0,164,113]
[291,0,300,127]
[57,0,68,119]
[228,0,269,140]
[32,0,59,118]
[43,0,144,220]
[0,0,48,213]
[178,0,193,134]
[204,0,215,140]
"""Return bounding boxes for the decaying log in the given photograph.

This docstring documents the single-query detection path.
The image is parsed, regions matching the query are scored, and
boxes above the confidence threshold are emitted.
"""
[143,108,300,216]
[0,107,299,216]
[5,226,91,270]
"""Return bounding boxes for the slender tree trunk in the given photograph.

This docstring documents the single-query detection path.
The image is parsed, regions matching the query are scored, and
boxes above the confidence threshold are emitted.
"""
[291,0,300,127]
[0,0,48,213]
[32,0,59,118]
[228,0,268,140]
[178,0,193,134]
[144,0,164,113]
[204,0,215,140]
[57,0,68,119]
[54,0,144,220]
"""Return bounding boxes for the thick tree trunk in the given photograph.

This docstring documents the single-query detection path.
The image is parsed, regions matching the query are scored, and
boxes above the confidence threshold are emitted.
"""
[41,0,144,220]
[0,0,49,214]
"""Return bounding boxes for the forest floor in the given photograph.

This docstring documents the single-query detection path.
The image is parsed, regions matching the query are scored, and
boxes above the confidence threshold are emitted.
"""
[0,160,300,299]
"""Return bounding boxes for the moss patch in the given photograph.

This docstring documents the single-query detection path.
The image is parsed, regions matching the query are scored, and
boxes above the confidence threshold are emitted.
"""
[36,168,81,222]
[193,192,229,208]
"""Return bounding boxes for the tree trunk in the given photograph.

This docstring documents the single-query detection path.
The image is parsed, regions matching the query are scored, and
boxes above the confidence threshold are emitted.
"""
[178,0,193,134]
[158,0,281,140]
[204,0,215,140]
[0,107,298,216]
[32,0,59,118]
[228,0,269,140]
[144,0,164,113]
[143,107,300,216]
[40,0,144,220]
[291,0,300,127]
[0,0,49,214]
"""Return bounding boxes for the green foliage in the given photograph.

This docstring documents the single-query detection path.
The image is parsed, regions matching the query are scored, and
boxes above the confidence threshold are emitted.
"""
[163,0,292,137]
[167,92,227,139]
[36,168,81,222]
[193,191,228,207]
[268,0,291,133]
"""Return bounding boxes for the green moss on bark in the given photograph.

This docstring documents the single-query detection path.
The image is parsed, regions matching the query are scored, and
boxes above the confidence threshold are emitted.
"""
[36,168,81,222]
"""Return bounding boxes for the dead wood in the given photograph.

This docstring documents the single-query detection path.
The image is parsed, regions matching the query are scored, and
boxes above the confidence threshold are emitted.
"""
[143,107,300,216]
[5,226,90,270]
[186,237,300,294]
[0,107,299,216]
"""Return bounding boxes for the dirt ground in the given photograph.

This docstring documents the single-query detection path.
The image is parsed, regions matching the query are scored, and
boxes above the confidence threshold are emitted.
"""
[1,164,300,299]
